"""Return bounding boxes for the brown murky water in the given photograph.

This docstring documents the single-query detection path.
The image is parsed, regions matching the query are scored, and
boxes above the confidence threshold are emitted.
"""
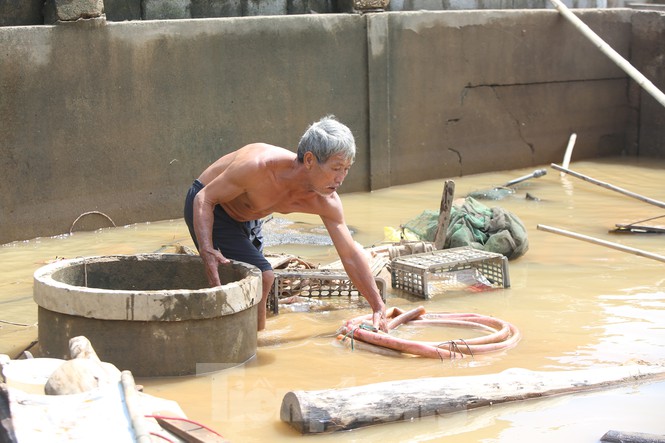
[2,157,665,442]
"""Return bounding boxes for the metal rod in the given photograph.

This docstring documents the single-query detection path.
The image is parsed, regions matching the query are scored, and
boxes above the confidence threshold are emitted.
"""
[503,169,547,187]
[537,224,665,263]
[551,163,665,210]
[549,0,665,108]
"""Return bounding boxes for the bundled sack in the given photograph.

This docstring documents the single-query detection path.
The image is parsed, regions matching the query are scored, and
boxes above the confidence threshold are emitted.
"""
[445,197,528,260]
[401,198,528,260]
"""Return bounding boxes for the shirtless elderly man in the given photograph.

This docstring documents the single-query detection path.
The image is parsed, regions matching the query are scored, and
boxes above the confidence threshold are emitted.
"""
[184,115,387,332]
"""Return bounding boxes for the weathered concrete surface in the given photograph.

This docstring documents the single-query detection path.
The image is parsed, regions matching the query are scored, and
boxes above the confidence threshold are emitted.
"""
[371,10,634,185]
[37,307,258,376]
[51,0,105,21]
[33,255,261,320]
[0,14,369,243]
[631,11,665,157]
[0,0,44,26]
[0,10,661,244]
[34,255,261,376]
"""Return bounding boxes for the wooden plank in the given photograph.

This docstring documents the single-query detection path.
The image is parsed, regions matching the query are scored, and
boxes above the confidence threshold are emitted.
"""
[280,365,665,434]
[434,180,455,249]
[155,416,230,443]
[613,223,665,234]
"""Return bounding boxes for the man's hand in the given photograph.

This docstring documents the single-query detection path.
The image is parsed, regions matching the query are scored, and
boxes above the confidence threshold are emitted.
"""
[372,306,388,333]
[200,248,230,287]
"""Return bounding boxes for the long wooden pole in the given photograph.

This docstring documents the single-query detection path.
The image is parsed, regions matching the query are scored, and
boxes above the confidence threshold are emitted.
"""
[537,224,665,263]
[551,163,665,210]
[280,365,665,434]
[121,371,153,443]
[549,0,665,108]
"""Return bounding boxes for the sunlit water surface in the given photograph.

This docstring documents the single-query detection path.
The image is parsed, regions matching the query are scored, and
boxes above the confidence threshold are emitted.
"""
[1,157,665,442]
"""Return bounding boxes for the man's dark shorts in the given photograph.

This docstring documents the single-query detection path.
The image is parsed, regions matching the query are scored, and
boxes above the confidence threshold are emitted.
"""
[184,179,272,272]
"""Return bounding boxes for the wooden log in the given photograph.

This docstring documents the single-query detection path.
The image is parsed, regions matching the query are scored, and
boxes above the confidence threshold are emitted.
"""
[601,429,665,443]
[280,365,665,434]
[551,164,665,210]
[434,180,455,249]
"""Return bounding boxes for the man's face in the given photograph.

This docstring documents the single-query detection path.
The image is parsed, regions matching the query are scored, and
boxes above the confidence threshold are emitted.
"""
[314,153,353,195]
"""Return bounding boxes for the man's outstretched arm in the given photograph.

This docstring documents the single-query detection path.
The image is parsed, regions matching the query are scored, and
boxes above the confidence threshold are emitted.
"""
[323,216,387,332]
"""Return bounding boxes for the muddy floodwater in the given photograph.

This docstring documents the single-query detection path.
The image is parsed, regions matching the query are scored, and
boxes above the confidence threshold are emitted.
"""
[2,157,665,442]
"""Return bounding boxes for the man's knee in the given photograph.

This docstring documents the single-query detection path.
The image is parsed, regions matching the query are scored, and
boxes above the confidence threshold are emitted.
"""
[262,269,275,287]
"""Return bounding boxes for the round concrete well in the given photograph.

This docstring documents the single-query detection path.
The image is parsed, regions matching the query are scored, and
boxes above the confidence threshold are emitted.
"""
[33,253,261,377]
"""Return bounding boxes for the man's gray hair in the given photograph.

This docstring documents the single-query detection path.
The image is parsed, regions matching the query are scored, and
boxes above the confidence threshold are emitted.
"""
[297,115,356,163]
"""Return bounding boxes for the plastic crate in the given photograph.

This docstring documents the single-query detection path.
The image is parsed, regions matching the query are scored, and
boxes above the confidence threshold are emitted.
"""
[390,246,510,298]
[268,269,386,314]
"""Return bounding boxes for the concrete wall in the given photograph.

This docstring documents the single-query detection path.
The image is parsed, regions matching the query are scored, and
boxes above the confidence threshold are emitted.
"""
[0,9,661,244]
[631,11,665,157]
[368,9,636,188]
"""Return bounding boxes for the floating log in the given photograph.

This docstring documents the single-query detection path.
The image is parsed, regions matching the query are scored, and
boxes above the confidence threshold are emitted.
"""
[601,429,665,443]
[280,365,665,434]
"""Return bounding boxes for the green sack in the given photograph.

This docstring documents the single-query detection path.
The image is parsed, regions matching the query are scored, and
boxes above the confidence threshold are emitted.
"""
[445,197,528,259]
[401,197,529,260]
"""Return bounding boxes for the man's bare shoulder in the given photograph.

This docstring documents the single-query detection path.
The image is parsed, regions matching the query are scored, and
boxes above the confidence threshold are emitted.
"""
[238,143,294,161]
[202,144,293,180]
[233,144,296,178]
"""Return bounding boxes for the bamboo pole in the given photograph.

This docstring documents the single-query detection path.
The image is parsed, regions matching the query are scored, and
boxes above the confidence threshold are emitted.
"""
[560,133,577,177]
[537,224,665,263]
[549,0,665,109]
[551,163,665,210]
